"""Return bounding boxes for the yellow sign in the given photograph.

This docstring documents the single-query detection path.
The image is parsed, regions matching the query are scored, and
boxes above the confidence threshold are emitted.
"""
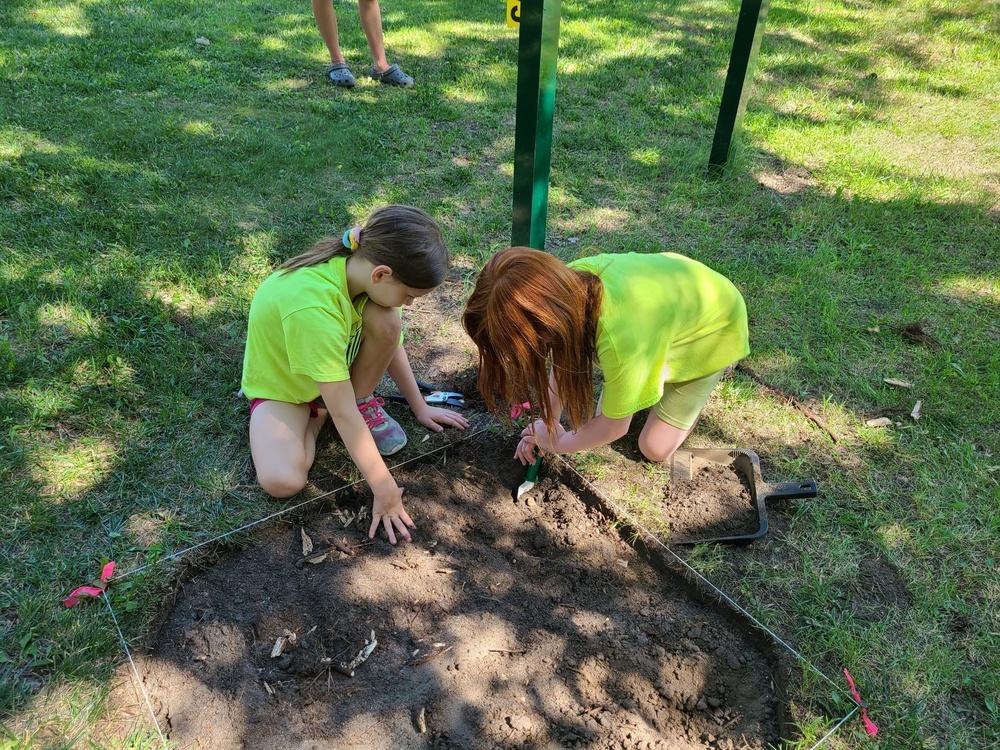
[506,0,520,28]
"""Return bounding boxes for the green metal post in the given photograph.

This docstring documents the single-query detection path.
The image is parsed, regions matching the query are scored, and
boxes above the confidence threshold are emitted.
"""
[511,0,561,249]
[709,0,770,171]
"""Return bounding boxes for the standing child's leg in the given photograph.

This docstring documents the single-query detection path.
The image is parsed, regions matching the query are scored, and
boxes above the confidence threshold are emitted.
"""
[250,401,327,497]
[312,0,357,87]
[351,302,407,455]
[637,370,726,462]
[358,0,413,86]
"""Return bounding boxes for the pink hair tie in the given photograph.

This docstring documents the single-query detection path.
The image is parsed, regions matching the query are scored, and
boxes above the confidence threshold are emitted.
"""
[342,226,361,251]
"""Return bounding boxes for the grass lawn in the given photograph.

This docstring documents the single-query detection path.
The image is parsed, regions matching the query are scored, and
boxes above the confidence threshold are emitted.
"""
[1,0,997,747]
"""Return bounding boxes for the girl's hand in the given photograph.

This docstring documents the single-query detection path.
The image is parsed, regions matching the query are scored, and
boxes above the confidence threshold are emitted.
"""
[369,482,415,545]
[413,405,470,433]
[516,419,564,464]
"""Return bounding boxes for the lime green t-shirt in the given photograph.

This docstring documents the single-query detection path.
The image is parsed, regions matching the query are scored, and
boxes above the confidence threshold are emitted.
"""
[241,256,365,403]
[568,252,749,419]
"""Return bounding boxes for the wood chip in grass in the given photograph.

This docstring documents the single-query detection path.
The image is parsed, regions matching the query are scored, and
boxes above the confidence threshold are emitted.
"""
[884,378,913,388]
[865,417,892,428]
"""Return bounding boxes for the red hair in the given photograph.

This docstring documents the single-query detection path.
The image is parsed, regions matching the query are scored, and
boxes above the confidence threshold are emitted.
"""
[462,247,603,434]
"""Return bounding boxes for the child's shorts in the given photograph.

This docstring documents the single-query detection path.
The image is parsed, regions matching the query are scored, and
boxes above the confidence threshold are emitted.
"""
[652,369,727,430]
[249,397,325,419]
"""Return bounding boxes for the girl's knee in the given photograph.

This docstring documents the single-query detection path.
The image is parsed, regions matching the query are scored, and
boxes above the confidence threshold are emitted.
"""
[362,304,401,344]
[257,467,308,498]
[638,434,676,463]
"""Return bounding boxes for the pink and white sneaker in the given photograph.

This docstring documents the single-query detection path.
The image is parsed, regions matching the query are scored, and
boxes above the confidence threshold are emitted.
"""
[357,396,407,456]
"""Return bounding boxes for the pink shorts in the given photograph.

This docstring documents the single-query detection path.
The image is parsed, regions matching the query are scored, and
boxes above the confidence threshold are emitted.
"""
[249,397,325,419]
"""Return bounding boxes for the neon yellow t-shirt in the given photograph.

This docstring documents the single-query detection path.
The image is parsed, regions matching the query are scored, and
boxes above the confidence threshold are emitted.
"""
[568,252,749,419]
[241,256,365,403]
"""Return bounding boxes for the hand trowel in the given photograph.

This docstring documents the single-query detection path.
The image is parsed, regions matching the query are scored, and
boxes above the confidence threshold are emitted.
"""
[516,450,543,499]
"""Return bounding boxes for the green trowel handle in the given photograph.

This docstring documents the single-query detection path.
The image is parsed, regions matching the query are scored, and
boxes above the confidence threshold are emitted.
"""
[525,451,543,482]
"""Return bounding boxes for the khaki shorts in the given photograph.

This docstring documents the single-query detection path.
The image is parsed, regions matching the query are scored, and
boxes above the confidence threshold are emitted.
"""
[652,369,726,430]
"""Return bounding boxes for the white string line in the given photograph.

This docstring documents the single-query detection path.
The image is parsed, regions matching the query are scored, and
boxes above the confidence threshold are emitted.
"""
[557,457,852,702]
[102,590,169,750]
[115,424,494,581]
[809,706,859,750]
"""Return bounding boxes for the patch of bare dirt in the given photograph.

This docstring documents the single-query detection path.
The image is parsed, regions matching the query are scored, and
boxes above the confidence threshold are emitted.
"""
[112,432,793,750]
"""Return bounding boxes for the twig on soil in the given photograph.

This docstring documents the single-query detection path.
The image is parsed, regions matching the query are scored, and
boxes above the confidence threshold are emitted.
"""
[489,648,527,655]
[334,630,378,678]
[332,538,355,555]
[735,364,839,444]
[409,645,452,666]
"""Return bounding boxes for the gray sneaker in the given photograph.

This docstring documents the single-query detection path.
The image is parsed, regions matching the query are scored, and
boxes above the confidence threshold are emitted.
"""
[357,396,407,456]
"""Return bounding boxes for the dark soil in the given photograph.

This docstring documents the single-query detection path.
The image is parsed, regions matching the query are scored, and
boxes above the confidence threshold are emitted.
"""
[662,464,757,542]
[108,280,799,749]
[117,431,793,750]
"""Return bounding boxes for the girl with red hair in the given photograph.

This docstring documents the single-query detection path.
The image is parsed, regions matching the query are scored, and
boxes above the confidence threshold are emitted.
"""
[462,247,748,465]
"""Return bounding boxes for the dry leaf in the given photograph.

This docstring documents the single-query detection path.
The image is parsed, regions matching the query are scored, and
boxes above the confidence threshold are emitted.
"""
[910,400,922,420]
[306,552,328,564]
[301,528,314,555]
[865,417,892,428]
[884,378,913,388]
[195,37,211,46]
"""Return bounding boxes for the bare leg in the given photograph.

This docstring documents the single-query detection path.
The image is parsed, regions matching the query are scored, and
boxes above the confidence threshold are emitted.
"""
[250,401,328,497]
[350,303,401,398]
[311,0,345,65]
[637,410,696,463]
[357,0,390,72]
